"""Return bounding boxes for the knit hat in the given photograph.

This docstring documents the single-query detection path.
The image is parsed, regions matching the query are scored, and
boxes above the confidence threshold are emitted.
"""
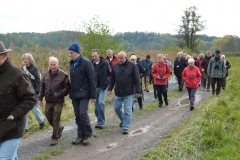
[68,43,80,54]
[215,50,220,54]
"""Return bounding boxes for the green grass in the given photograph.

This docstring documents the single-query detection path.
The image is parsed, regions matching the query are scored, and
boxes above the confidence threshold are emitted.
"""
[139,56,240,160]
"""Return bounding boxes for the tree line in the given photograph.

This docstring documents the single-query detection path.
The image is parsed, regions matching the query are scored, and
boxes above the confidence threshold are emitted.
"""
[1,31,239,53]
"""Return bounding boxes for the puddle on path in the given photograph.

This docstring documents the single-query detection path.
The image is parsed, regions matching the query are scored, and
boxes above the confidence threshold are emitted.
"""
[180,98,189,105]
[97,142,118,153]
[129,125,151,137]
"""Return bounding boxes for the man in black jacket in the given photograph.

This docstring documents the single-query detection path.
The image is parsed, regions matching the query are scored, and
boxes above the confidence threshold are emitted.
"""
[107,51,141,134]
[174,52,187,91]
[68,43,96,145]
[91,49,109,129]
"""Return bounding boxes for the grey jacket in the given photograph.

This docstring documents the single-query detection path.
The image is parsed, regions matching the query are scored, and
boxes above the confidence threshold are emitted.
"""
[207,57,226,78]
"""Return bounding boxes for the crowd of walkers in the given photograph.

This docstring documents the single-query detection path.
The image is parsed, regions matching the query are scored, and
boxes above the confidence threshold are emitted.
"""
[0,40,230,159]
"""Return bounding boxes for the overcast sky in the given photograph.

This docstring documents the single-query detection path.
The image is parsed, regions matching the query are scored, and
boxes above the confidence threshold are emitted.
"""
[1,0,239,37]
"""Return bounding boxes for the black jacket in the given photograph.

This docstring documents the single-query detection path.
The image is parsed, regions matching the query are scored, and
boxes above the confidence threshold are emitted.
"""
[92,57,109,90]
[201,55,211,73]
[174,57,187,77]
[108,59,141,97]
[23,65,41,94]
[69,55,96,100]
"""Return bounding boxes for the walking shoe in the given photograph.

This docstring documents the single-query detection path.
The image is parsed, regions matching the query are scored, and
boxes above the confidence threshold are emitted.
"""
[95,124,104,129]
[50,139,58,146]
[39,122,45,129]
[122,129,129,134]
[207,88,210,91]
[165,101,169,106]
[146,90,149,92]
[190,106,194,111]
[25,129,29,132]
[72,138,84,145]
[139,105,143,110]
[159,103,163,107]
[83,137,91,144]
[212,91,215,95]
[153,98,158,102]
[119,122,122,128]
[58,126,64,139]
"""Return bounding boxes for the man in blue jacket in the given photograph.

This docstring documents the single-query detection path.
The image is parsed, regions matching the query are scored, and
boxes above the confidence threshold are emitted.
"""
[68,43,96,145]
[141,55,153,92]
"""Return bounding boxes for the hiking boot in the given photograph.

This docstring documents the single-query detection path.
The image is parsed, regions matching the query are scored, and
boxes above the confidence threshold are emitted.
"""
[159,103,163,107]
[165,101,169,106]
[212,91,215,95]
[83,137,91,144]
[50,139,58,146]
[95,124,104,129]
[207,88,210,91]
[58,126,64,139]
[190,106,194,111]
[72,138,84,145]
[139,104,143,110]
[122,129,129,134]
[146,90,149,92]
[119,122,122,128]
[39,122,45,129]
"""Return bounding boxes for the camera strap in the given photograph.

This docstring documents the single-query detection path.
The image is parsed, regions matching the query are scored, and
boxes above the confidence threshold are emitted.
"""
[23,66,35,80]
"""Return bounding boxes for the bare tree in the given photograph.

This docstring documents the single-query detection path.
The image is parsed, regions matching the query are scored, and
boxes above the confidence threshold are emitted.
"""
[176,6,206,51]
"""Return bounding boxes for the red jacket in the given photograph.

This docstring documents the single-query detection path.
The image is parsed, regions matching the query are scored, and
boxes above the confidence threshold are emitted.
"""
[197,58,203,72]
[182,66,202,88]
[151,62,170,85]
[104,55,118,72]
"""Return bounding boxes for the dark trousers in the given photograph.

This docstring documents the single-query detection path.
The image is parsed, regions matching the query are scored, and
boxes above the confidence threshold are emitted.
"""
[72,99,92,139]
[186,88,197,107]
[176,76,184,90]
[211,78,222,95]
[221,78,226,89]
[45,103,63,139]
[155,85,168,104]
[153,83,157,99]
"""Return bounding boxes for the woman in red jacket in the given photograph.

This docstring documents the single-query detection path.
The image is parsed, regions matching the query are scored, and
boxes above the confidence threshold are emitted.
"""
[182,58,202,111]
[151,54,171,107]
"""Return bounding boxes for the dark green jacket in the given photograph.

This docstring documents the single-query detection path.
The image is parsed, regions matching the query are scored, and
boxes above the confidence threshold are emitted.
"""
[0,58,36,142]
[207,57,226,78]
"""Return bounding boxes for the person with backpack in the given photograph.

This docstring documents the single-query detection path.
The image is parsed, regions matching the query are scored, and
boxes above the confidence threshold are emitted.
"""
[220,55,231,90]
[91,49,110,129]
[22,53,45,131]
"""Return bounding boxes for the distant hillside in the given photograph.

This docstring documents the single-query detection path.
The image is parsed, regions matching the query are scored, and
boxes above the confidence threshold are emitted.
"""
[0,31,218,52]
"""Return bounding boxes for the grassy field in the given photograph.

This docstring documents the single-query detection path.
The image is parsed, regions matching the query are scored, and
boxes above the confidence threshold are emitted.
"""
[140,55,240,160]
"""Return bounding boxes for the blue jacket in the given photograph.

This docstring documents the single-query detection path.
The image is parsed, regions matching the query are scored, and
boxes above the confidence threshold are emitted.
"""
[141,59,153,76]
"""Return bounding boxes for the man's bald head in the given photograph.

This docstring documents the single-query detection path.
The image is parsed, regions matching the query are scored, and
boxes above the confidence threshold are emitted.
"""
[118,51,127,64]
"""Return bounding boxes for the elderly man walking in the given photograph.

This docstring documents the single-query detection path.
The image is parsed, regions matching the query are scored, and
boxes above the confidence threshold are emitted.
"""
[207,50,226,96]
[108,51,141,134]
[38,56,70,146]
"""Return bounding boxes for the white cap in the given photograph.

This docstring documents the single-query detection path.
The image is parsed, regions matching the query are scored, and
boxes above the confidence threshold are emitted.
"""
[130,55,137,60]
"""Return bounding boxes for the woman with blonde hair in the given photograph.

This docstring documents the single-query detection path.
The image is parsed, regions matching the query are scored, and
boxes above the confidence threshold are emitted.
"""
[151,54,171,107]
[22,53,45,131]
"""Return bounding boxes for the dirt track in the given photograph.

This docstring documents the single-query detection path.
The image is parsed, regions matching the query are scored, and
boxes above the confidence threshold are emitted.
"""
[18,79,211,160]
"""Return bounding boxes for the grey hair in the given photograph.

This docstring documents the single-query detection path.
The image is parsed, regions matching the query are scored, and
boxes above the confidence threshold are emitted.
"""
[118,51,126,57]
[22,53,35,65]
[49,56,59,63]
[158,54,164,59]
[107,49,113,54]
[188,58,195,64]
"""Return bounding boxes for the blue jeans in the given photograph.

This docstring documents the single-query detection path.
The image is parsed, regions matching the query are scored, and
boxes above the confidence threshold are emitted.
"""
[25,102,45,130]
[94,88,107,125]
[0,138,21,160]
[113,94,134,130]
